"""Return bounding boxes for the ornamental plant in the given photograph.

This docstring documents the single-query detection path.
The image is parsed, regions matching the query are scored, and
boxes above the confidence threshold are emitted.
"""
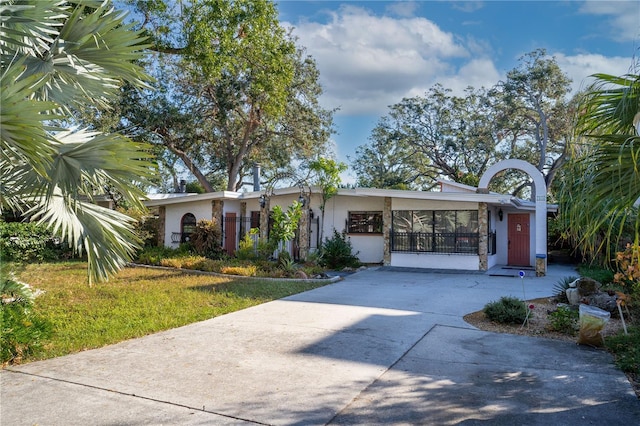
[613,244,640,296]
[483,296,527,324]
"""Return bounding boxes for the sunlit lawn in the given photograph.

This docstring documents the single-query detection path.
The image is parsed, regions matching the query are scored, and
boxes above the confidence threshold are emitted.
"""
[18,262,329,362]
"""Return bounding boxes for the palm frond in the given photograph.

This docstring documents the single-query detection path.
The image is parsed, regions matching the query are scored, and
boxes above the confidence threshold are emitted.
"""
[0,58,58,176]
[28,190,141,285]
[50,129,155,208]
[578,73,640,135]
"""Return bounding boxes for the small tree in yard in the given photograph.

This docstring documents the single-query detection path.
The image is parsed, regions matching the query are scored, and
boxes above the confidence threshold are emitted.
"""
[269,201,303,258]
[309,158,347,243]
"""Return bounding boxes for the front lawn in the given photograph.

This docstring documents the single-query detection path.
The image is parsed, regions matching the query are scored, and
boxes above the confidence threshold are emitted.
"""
[12,262,329,364]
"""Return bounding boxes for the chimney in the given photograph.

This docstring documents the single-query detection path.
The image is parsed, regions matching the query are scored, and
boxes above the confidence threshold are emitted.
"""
[253,163,261,192]
[179,179,186,193]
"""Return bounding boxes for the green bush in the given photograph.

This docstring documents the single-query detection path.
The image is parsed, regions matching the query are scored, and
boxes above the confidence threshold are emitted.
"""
[483,296,527,324]
[190,219,224,259]
[0,221,72,263]
[319,230,360,270]
[605,326,640,375]
[236,233,259,260]
[547,306,579,334]
[0,274,51,365]
[135,246,179,265]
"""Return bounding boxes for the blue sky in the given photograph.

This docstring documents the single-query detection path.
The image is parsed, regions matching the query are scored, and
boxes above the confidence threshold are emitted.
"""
[275,1,639,183]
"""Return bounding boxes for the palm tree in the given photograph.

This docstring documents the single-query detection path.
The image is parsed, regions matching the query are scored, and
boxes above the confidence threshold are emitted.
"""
[1,0,155,284]
[559,68,640,263]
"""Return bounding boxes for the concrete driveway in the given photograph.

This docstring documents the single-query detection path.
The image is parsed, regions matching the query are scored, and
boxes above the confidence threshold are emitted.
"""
[2,265,639,425]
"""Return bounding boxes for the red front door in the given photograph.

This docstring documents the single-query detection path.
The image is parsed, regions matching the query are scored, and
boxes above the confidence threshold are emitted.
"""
[224,213,236,255]
[508,213,530,266]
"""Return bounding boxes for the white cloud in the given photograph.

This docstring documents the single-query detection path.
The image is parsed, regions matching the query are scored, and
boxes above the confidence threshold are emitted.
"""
[437,58,501,95]
[385,1,420,17]
[554,53,635,93]
[284,5,635,117]
[578,1,640,42]
[285,5,486,115]
[452,1,485,13]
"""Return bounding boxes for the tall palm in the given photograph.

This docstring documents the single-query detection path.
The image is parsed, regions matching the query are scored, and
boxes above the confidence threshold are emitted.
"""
[559,69,640,263]
[1,0,155,284]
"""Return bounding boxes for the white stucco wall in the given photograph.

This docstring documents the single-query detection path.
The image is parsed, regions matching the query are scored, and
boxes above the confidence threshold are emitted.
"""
[319,195,386,264]
[164,200,212,246]
[391,253,480,270]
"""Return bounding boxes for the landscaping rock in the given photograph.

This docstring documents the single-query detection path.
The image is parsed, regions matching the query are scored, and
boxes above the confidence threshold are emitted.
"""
[575,277,601,296]
[583,292,618,313]
[566,287,581,305]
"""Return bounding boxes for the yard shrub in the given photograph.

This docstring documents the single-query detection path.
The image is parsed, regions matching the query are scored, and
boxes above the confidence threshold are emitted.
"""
[547,306,579,334]
[319,230,360,270]
[118,208,159,247]
[483,296,527,324]
[613,244,640,296]
[0,221,72,262]
[221,265,257,277]
[605,326,640,376]
[236,231,259,260]
[190,219,224,259]
[1,273,51,365]
[135,246,179,265]
[158,255,204,269]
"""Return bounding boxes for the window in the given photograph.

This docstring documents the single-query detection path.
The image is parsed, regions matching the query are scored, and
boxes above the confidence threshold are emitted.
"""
[180,213,196,243]
[348,211,383,234]
[391,210,479,254]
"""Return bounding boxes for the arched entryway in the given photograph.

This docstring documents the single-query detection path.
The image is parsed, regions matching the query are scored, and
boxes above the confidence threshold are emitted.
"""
[180,213,196,243]
[478,159,548,276]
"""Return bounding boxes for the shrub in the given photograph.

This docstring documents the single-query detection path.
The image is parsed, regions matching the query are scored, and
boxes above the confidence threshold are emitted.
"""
[236,229,261,260]
[613,244,640,296]
[118,208,159,247]
[190,219,224,259]
[0,221,72,262]
[159,255,207,269]
[483,296,527,324]
[221,265,257,277]
[278,252,296,276]
[547,306,579,334]
[0,273,51,365]
[135,246,178,265]
[605,326,640,375]
[319,230,360,270]
[552,276,579,304]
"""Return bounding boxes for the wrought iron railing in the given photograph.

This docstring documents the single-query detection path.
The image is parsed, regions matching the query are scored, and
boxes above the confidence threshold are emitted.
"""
[391,232,479,254]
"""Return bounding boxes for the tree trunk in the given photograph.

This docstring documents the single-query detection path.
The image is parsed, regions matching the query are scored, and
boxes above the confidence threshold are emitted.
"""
[165,142,215,193]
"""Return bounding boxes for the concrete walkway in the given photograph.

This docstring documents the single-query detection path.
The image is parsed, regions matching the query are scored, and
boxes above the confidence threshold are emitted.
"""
[2,265,638,425]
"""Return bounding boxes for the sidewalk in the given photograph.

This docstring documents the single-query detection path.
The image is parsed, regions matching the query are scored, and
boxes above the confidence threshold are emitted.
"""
[2,265,638,425]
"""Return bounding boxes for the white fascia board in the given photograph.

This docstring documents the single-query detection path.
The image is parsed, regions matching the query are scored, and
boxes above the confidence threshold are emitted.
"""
[338,187,510,204]
[143,191,242,207]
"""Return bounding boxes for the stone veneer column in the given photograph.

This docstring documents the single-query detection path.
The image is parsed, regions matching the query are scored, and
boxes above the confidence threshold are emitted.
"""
[260,198,270,241]
[383,197,391,266]
[240,202,247,237]
[298,194,310,260]
[157,206,166,247]
[478,202,488,271]
[211,200,224,234]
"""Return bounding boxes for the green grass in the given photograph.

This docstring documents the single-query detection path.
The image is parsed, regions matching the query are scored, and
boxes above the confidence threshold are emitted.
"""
[606,326,640,380]
[577,264,615,284]
[17,262,329,363]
